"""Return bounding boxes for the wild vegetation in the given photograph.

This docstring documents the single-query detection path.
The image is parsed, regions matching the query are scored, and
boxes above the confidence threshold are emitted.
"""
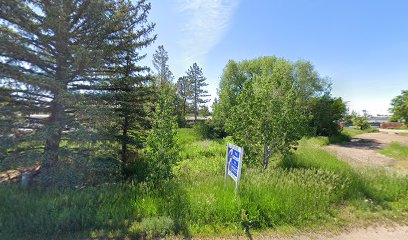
[390,90,408,126]
[379,142,408,160]
[1,1,408,239]
[1,128,408,239]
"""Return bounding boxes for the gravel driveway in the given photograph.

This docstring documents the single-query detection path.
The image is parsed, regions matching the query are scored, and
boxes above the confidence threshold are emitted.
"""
[325,130,408,168]
[211,225,408,240]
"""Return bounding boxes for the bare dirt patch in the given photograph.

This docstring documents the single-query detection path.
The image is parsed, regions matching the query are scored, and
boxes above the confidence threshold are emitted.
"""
[325,130,408,168]
[251,225,408,240]
[0,165,40,183]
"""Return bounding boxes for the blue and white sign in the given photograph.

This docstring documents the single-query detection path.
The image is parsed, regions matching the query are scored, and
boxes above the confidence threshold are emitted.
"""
[225,143,244,183]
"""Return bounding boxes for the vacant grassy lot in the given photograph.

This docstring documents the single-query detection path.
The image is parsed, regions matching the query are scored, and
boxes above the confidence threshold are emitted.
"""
[379,141,408,169]
[379,142,408,160]
[1,128,407,239]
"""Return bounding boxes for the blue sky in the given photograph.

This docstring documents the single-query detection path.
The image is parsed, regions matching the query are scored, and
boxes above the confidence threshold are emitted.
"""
[142,0,408,115]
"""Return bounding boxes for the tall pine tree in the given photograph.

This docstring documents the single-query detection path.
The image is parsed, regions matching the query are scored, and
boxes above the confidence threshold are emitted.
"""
[186,63,210,121]
[0,0,154,184]
[176,76,191,119]
[152,45,173,87]
[101,0,156,176]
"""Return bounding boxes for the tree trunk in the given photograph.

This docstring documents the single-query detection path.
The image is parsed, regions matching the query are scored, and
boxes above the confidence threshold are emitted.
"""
[122,115,129,168]
[42,100,64,182]
[194,94,198,123]
[262,133,270,169]
[183,98,186,118]
[41,20,68,183]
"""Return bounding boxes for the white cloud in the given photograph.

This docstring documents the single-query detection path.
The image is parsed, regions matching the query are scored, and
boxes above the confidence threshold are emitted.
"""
[176,0,239,68]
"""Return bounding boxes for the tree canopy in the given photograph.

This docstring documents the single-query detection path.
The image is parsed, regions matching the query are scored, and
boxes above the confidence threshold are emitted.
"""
[390,90,408,125]
[0,0,155,185]
[215,56,329,167]
[185,63,209,121]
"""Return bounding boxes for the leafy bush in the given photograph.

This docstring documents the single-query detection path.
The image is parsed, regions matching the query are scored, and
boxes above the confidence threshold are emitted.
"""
[146,86,180,183]
[309,95,346,136]
[352,112,370,130]
[193,121,227,139]
[390,90,408,126]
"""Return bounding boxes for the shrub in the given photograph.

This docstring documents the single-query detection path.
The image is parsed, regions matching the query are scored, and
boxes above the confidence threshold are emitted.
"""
[352,112,370,130]
[193,121,227,139]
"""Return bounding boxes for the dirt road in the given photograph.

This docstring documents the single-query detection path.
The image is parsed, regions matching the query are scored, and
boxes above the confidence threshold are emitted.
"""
[249,225,408,240]
[325,130,408,168]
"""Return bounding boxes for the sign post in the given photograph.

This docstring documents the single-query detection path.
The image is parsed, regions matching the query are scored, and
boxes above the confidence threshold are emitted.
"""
[225,143,244,195]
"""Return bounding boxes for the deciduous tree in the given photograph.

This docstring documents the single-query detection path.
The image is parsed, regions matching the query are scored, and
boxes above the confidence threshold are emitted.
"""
[309,95,346,136]
[146,85,179,182]
[390,90,408,126]
[223,57,327,168]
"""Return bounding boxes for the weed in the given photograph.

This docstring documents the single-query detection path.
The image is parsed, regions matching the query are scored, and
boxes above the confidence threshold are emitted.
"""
[379,142,408,160]
[1,128,408,238]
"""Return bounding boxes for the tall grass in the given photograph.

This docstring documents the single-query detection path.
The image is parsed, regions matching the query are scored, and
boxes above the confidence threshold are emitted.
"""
[1,128,408,239]
[379,142,408,160]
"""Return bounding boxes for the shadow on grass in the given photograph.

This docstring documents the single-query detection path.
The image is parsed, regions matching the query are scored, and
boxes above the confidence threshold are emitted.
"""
[0,179,192,239]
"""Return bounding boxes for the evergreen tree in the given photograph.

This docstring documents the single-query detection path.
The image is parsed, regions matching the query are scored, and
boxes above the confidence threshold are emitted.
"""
[102,0,156,176]
[186,63,209,121]
[176,76,191,120]
[0,0,154,184]
[152,45,173,87]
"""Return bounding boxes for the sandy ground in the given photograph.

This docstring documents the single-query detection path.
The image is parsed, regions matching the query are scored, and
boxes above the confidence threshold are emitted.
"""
[325,130,408,168]
[246,225,408,240]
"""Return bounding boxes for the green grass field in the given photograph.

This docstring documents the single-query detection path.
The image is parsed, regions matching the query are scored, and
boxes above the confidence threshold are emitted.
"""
[1,128,407,239]
[379,142,408,159]
[378,141,408,169]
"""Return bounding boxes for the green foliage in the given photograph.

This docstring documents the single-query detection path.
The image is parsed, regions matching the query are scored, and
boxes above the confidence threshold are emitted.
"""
[352,111,370,130]
[0,0,155,185]
[379,142,408,159]
[344,114,354,124]
[343,126,379,137]
[193,121,227,139]
[105,1,156,175]
[185,63,210,121]
[177,128,202,145]
[129,216,175,238]
[225,57,327,168]
[2,129,408,238]
[152,45,173,87]
[282,137,408,204]
[176,76,192,126]
[325,126,379,144]
[0,181,190,239]
[212,60,247,131]
[390,90,408,125]
[213,57,329,134]
[198,105,211,117]
[146,86,180,182]
[309,95,346,136]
